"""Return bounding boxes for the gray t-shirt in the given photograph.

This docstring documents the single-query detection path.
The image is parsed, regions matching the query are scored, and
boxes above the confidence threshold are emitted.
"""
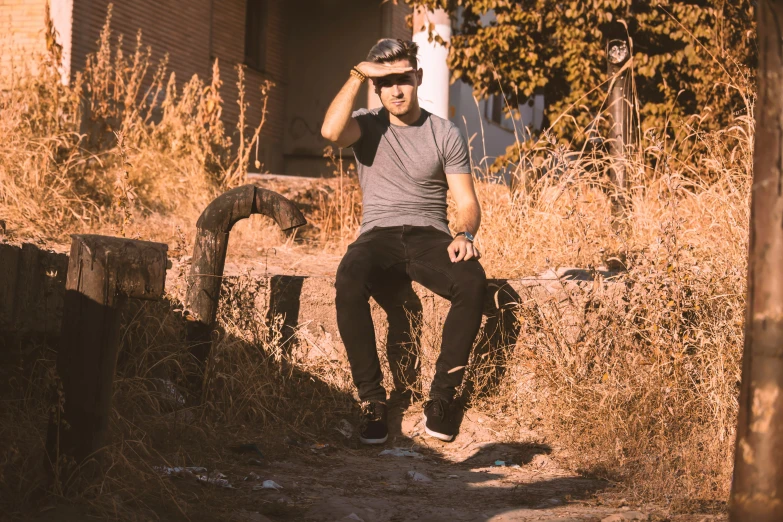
[350,107,471,235]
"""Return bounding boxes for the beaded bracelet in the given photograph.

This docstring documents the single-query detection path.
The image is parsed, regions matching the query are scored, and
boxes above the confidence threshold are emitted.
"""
[350,67,367,83]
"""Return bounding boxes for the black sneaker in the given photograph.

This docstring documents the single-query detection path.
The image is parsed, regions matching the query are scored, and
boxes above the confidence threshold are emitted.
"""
[423,398,457,442]
[359,401,388,444]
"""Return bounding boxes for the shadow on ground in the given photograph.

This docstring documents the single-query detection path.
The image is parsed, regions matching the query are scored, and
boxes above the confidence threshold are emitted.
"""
[1,260,613,522]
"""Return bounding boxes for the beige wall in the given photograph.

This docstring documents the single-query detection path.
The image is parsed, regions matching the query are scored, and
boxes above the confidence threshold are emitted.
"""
[0,0,48,81]
[50,0,73,83]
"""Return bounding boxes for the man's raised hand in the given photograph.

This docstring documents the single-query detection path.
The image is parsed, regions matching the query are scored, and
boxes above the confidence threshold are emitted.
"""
[355,61,414,79]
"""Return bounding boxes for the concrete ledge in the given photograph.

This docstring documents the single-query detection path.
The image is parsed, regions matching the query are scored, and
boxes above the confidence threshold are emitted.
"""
[0,243,625,363]
[261,269,624,362]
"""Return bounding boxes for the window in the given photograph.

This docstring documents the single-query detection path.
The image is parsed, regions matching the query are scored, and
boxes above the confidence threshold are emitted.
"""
[490,94,503,125]
[485,94,515,132]
[244,0,268,72]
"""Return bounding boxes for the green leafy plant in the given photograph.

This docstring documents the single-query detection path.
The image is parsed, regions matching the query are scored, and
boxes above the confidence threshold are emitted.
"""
[407,0,756,165]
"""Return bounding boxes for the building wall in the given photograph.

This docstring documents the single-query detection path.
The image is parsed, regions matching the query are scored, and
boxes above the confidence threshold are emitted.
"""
[368,2,412,110]
[283,0,411,176]
[385,1,411,39]
[211,0,288,172]
[0,0,48,80]
[65,0,287,171]
[1,0,414,177]
[70,0,212,85]
[50,0,73,84]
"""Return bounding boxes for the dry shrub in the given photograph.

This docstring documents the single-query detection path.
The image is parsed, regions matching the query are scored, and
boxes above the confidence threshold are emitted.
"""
[460,104,750,505]
[295,146,363,249]
[0,279,356,518]
[0,4,272,246]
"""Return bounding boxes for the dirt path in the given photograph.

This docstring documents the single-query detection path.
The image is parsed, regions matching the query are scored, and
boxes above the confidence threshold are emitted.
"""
[149,403,723,522]
[248,408,607,522]
[27,391,719,522]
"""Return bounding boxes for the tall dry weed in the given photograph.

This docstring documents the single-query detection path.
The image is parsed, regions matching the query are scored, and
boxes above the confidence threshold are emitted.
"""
[0,4,272,245]
[456,80,751,505]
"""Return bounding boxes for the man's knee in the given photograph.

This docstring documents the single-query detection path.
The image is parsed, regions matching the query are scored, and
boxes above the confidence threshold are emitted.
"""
[452,262,487,301]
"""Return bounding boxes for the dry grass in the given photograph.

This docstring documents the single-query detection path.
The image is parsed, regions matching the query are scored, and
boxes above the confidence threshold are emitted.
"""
[0,5,274,248]
[0,5,753,518]
[458,94,750,505]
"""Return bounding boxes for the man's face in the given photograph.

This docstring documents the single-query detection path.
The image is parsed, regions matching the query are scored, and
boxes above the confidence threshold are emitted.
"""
[373,59,423,117]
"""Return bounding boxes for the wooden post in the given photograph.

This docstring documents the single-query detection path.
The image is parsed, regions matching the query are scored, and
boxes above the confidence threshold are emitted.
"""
[46,235,168,466]
[730,1,783,519]
[605,24,632,223]
[185,185,306,396]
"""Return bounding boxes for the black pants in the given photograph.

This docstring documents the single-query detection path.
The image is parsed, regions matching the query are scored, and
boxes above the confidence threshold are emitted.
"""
[335,225,487,402]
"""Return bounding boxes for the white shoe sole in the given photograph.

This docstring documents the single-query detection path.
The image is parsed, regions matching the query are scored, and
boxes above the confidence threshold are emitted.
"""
[359,434,388,445]
[423,413,455,442]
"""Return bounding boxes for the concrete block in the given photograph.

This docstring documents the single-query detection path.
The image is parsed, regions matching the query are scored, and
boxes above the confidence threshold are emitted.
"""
[258,268,624,363]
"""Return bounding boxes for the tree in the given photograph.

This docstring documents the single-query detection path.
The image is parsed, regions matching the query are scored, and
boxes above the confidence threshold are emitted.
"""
[729,1,783,519]
[407,0,756,168]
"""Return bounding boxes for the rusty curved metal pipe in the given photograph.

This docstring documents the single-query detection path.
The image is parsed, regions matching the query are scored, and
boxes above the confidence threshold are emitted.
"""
[185,185,306,396]
[196,184,307,234]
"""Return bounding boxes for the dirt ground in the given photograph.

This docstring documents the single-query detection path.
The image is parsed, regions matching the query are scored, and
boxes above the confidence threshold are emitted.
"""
[11,185,728,521]
[28,401,726,522]
[207,405,671,522]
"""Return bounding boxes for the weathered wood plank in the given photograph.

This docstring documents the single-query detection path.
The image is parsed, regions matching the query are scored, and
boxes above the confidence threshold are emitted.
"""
[47,235,168,466]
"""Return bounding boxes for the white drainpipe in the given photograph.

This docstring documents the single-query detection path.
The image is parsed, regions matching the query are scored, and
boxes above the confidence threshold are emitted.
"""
[412,7,451,120]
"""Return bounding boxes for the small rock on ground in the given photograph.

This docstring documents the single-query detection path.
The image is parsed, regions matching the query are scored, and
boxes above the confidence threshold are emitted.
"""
[531,454,550,468]
[406,470,433,483]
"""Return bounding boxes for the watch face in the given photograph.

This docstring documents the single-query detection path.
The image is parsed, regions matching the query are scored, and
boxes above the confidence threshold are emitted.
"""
[464,231,475,242]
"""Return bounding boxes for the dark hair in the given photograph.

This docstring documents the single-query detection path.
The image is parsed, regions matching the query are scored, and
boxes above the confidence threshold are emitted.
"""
[367,38,419,68]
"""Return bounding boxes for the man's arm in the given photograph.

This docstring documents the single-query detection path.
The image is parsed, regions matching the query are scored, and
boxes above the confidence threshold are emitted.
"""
[320,76,363,148]
[321,61,413,148]
[446,173,481,263]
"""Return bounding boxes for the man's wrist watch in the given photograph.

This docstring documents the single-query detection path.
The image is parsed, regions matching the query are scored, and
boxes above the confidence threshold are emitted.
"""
[455,231,475,242]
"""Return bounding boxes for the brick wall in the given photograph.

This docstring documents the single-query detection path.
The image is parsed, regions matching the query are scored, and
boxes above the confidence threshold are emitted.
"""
[69,0,212,101]
[67,0,286,171]
[211,0,287,172]
[384,0,412,40]
[0,0,48,79]
[367,1,413,112]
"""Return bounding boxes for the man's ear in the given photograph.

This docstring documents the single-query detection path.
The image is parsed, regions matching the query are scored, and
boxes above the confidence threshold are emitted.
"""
[416,68,423,86]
